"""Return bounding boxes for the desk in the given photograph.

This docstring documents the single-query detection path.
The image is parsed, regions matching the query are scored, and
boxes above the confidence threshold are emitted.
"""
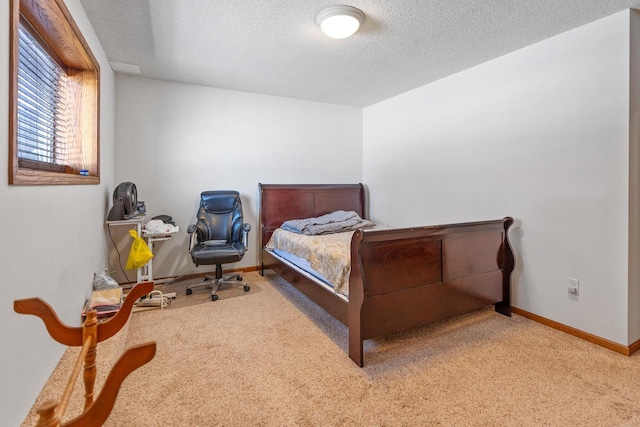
[106,218,179,285]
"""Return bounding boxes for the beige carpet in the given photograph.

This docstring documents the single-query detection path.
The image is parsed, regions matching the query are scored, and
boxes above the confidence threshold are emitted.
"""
[24,271,640,426]
[154,274,259,309]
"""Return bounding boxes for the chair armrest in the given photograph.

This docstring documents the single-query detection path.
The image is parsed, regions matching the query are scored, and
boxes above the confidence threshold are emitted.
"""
[187,224,198,252]
[242,223,251,249]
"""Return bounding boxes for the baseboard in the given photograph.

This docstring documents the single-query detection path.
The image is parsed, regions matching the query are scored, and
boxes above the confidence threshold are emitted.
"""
[511,307,638,356]
[121,265,261,286]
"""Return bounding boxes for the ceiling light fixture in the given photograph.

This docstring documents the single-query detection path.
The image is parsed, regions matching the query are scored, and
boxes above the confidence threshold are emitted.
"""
[315,5,364,39]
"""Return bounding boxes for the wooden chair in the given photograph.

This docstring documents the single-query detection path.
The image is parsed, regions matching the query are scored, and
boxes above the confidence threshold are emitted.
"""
[14,282,156,426]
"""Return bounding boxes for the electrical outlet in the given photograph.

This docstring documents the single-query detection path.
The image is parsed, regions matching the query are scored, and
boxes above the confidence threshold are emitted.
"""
[568,277,580,296]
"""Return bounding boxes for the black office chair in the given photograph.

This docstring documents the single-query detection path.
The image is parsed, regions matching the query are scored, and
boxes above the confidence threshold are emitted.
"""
[186,191,251,301]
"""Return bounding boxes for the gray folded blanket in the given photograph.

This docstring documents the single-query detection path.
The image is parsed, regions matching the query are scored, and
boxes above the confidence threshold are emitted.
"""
[281,210,376,235]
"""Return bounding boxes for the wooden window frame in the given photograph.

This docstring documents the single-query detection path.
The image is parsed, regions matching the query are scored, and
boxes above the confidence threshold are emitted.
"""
[9,0,101,185]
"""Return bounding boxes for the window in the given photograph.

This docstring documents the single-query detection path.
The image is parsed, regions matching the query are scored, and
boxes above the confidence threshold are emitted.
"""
[9,0,100,185]
[17,22,68,172]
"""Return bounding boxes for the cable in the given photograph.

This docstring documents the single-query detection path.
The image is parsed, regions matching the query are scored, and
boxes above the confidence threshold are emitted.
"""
[135,290,172,309]
[107,225,131,284]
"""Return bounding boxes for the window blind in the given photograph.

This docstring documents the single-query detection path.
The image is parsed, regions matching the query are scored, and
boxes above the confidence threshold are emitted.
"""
[17,23,68,167]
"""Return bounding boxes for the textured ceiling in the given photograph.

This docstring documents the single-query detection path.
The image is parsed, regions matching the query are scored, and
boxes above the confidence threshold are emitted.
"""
[79,0,640,107]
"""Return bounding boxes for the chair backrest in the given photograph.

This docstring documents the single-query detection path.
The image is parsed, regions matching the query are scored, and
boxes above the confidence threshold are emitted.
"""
[195,191,244,243]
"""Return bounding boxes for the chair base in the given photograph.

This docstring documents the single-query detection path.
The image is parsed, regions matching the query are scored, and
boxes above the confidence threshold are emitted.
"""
[186,269,250,301]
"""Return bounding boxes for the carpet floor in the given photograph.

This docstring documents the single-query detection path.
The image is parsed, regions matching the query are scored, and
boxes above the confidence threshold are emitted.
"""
[24,271,640,426]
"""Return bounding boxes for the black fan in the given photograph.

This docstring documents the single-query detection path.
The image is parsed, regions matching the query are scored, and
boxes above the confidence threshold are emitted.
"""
[107,182,137,220]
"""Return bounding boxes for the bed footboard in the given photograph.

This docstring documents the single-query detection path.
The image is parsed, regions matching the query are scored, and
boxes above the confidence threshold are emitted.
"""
[348,217,514,366]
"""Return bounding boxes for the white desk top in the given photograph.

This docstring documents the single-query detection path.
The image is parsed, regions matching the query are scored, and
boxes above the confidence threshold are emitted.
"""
[106,217,145,226]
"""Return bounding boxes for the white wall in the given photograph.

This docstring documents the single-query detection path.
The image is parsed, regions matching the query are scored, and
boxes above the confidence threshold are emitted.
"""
[630,10,640,343]
[0,1,116,425]
[363,11,633,345]
[113,76,362,281]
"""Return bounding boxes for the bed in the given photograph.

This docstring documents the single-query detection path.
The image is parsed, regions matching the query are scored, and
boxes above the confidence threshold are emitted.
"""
[259,183,515,366]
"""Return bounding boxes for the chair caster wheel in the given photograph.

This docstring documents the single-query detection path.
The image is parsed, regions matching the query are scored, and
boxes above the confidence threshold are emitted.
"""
[237,276,243,281]
[186,288,192,295]
[211,294,219,301]
[243,285,250,292]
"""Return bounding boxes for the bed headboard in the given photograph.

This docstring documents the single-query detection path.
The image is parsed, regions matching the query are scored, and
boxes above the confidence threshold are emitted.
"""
[258,183,366,252]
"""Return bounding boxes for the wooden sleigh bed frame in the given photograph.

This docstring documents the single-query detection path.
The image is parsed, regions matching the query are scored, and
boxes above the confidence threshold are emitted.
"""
[259,183,514,366]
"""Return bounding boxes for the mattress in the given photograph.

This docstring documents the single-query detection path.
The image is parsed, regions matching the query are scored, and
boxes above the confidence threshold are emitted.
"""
[268,248,348,301]
[265,228,355,297]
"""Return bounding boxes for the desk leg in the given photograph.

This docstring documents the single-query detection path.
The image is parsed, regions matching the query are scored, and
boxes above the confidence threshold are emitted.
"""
[140,234,175,285]
[145,240,153,283]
